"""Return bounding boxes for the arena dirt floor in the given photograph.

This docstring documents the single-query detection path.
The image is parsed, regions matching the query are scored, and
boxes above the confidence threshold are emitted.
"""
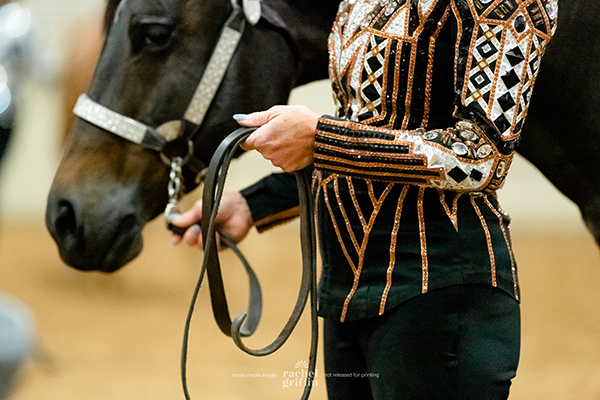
[2,212,600,399]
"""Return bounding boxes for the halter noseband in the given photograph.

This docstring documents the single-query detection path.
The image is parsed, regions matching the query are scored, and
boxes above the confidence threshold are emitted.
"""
[73,93,167,152]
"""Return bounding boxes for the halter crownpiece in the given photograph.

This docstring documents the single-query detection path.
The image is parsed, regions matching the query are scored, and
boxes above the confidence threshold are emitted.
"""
[183,11,244,126]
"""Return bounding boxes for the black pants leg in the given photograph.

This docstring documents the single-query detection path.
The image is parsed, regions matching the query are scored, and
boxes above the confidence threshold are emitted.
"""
[323,284,521,400]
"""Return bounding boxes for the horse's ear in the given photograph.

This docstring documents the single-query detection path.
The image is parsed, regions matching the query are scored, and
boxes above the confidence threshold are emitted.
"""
[260,3,289,32]
[104,0,122,33]
[260,3,300,64]
[259,2,330,86]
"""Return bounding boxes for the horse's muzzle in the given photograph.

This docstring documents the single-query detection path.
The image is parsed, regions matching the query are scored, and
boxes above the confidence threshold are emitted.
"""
[45,192,144,272]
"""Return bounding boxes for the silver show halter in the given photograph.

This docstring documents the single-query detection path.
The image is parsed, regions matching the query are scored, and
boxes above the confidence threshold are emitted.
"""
[73,0,261,227]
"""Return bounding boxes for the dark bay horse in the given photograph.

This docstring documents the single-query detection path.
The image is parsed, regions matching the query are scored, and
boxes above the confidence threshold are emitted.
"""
[46,0,600,273]
[45,0,337,272]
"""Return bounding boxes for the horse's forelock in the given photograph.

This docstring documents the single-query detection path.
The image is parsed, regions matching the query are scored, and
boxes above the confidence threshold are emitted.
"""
[102,0,177,33]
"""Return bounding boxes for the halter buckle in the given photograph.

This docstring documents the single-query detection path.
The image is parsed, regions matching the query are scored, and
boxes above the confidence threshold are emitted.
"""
[160,138,194,167]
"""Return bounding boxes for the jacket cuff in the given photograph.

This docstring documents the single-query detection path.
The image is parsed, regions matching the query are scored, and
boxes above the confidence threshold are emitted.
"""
[240,172,300,232]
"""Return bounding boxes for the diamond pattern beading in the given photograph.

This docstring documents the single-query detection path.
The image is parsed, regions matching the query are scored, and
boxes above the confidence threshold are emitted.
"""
[497,92,516,112]
[501,69,520,89]
[359,35,388,118]
[465,24,502,111]
[462,17,547,138]
[505,47,525,66]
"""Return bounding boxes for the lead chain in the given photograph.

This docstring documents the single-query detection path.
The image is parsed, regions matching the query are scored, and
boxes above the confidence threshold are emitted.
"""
[164,156,185,223]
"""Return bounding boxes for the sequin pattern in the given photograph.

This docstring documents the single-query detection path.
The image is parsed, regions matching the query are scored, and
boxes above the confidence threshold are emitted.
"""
[314,0,553,321]
[317,0,557,192]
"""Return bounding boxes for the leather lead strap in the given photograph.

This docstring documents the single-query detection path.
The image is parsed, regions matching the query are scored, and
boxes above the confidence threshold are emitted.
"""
[181,128,318,400]
[201,128,262,338]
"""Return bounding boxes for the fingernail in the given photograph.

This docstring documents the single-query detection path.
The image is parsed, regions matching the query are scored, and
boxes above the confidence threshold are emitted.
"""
[191,224,201,234]
[233,114,247,121]
[167,213,180,222]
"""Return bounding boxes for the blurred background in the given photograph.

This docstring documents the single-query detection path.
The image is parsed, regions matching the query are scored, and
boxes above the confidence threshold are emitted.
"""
[0,0,599,399]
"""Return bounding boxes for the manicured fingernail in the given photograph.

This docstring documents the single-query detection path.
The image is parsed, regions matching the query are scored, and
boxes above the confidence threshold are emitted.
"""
[167,213,180,222]
[233,114,247,121]
[191,224,201,234]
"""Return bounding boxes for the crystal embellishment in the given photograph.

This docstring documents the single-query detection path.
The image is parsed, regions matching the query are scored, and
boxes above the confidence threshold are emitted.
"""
[429,154,443,169]
[546,2,558,20]
[477,144,493,158]
[496,160,507,178]
[361,14,372,28]
[457,121,475,131]
[448,166,468,183]
[514,15,527,32]
[384,1,397,16]
[73,94,161,150]
[470,169,483,182]
[452,142,469,156]
[242,0,261,25]
[459,129,479,142]
[423,130,439,141]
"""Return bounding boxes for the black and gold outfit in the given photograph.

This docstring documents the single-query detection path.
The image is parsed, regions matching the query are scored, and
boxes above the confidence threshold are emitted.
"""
[241,0,557,398]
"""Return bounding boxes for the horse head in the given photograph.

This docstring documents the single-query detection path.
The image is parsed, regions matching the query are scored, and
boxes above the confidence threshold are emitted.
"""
[45,0,338,272]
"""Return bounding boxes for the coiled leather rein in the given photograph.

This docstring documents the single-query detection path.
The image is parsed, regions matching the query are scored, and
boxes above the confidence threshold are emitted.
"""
[181,127,319,400]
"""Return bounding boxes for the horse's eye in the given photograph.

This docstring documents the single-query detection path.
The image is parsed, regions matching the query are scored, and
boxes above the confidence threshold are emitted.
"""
[142,24,174,47]
[129,16,175,54]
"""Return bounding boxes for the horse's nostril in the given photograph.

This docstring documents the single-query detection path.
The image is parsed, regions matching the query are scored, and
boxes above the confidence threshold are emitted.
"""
[54,200,78,240]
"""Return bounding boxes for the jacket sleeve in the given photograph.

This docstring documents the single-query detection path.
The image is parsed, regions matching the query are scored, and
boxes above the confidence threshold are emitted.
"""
[240,172,300,232]
[314,0,558,193]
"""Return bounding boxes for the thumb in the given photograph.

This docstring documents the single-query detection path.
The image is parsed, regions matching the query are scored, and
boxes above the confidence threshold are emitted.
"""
[233,109,273,128]
[170,201,203,228]
[234,110,272,151]
[239,127,262,151]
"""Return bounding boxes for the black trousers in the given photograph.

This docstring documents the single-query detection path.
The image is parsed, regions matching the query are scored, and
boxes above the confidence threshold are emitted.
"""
[323,284,520,400]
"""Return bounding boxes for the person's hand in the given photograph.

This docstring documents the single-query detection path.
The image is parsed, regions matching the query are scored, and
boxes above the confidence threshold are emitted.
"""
[235,105,319,172]
[170,191,254,249]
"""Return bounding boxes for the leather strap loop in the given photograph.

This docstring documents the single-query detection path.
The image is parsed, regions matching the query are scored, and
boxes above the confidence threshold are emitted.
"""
[181,127,318,400]
[201,127,262,337]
